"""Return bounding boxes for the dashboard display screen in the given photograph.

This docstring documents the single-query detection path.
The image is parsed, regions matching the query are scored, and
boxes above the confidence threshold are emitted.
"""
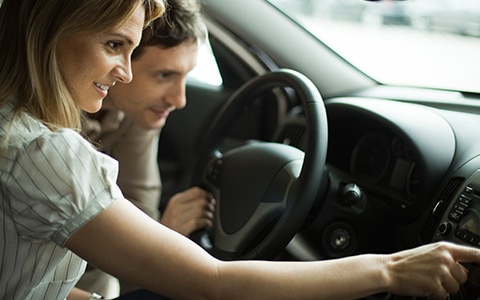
[459,201,480,236]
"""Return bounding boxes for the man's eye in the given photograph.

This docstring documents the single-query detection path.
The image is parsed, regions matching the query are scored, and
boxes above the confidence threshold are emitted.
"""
[159,72,175,80]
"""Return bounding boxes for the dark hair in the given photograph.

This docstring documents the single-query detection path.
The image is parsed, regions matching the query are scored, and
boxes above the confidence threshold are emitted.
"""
[132,0,206,59]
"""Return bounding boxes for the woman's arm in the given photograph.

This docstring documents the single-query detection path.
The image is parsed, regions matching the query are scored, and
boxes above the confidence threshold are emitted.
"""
[65,198,480,300]
[66,199,220,299]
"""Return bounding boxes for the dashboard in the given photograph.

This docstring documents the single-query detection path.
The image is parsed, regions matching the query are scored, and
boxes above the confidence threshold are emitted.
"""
[276,95,480,298]
[350,132,418,198]
[278,96,475,252]
[325,98,456,218]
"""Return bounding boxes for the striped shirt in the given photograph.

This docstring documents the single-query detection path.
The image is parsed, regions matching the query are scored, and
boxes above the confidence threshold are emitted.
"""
[0,102,122,300]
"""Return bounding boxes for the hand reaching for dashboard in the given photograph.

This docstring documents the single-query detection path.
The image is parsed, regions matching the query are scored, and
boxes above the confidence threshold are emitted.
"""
[160,186,215,237]
[385,242,478,299]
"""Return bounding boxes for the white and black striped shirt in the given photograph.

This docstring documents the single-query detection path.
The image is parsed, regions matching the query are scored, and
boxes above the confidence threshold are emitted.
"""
[0,102,122,300]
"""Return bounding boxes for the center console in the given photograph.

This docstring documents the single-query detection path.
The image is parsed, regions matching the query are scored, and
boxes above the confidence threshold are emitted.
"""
[431,170,480,300]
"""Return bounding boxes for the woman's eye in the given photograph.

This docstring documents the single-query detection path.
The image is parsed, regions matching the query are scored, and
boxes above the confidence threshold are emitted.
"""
[108,41,123,51]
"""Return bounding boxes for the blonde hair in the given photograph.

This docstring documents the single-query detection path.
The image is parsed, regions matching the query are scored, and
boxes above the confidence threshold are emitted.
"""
[0,0,165,130]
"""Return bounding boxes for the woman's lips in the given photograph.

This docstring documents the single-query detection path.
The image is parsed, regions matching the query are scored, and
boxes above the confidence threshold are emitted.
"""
[94,82,110,98]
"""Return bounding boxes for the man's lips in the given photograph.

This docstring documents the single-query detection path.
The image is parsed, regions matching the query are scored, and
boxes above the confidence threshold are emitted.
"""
[150,108,171,119]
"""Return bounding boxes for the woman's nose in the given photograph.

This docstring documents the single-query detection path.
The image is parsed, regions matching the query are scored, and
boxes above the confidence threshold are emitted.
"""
[114,56,134,84]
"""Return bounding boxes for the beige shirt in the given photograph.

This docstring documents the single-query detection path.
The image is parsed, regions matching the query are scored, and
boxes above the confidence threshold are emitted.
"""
[84,109,162,220]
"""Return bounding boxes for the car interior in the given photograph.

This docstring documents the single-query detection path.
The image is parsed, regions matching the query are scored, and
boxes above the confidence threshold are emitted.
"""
[156,0,480,299]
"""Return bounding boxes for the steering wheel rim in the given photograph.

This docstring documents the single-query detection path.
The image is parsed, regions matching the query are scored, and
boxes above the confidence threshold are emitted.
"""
[193,69,328,260]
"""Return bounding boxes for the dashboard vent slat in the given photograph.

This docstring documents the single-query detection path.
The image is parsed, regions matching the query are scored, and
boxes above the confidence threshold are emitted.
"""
[419,177,464,243]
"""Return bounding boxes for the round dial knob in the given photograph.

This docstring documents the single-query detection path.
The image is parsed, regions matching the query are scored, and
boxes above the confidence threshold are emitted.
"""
[341,183,362,205]
[438,221,452,236]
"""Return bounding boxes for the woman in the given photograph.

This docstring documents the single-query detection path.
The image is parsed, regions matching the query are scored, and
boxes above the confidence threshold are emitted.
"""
[0,1,164,299]
[0,1,479,300]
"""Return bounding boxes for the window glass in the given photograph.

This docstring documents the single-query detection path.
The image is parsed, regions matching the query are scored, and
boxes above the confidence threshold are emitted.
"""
[188,40,223,86]
[268,0,480,93]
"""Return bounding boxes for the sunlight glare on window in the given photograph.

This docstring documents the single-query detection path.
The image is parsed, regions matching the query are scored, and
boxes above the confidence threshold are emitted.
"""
[188,41,223,86]
[267,0,480,93]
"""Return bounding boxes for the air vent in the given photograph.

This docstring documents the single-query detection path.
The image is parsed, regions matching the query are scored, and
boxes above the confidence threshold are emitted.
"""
[419,177,464,243]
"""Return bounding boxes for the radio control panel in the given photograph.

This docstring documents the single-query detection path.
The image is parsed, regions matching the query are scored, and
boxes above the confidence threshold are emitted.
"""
[433,171,480,246]
[432,170,480,299]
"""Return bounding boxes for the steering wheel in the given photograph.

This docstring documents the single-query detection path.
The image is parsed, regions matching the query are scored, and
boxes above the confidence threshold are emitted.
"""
[193,69,328,260]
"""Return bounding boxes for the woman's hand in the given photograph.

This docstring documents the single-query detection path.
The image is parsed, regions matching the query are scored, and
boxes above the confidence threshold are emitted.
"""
[386,242,480,299]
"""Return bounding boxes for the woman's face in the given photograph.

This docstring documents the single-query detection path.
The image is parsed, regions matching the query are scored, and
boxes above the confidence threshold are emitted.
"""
[57,5,145,113]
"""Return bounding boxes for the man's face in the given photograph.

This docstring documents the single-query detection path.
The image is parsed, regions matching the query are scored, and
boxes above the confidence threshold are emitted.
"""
[106,41,199,129]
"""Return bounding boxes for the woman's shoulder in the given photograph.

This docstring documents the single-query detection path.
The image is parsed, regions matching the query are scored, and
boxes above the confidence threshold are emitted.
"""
[1,103,82,145]
[2,106,89,150]
[1,106,116,176]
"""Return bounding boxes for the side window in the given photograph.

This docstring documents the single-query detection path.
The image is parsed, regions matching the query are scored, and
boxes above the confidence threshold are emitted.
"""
[187,40,223,86]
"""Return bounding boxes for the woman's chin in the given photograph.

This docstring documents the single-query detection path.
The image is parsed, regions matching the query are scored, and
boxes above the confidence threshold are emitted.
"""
[81,100,104,114]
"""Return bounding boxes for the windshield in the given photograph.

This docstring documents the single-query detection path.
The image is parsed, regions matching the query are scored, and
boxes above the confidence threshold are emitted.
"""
[267,0,480,94]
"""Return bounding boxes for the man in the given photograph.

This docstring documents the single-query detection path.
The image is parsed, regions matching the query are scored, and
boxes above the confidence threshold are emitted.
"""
[77,0,214,296]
